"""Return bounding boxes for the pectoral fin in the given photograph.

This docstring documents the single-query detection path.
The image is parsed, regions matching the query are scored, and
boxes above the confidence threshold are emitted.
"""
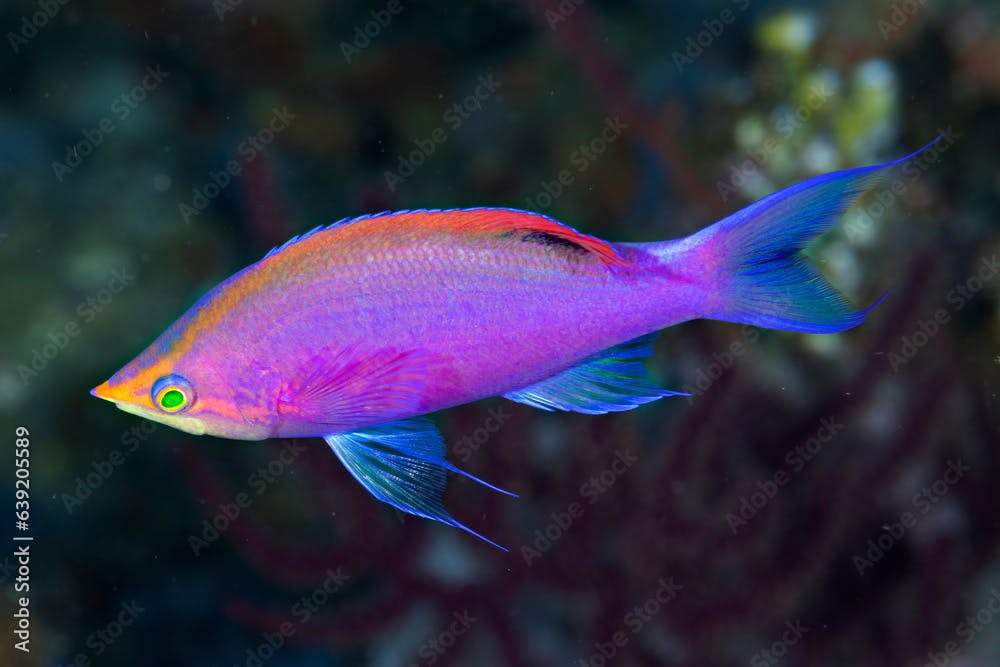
[503,334,687,414]
[324,417,516,550]
[280,345,431,428]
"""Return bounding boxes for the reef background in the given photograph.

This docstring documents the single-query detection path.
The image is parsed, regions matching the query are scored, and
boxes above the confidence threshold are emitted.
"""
[1,1,998,665]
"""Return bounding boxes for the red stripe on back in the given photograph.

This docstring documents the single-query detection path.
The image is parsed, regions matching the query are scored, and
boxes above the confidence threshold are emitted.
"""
[402,208,632,267]
[260,207,634,269]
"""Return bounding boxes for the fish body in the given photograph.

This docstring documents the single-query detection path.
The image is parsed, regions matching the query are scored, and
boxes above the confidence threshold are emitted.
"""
[91,140,939,548]
[117,210,699,439]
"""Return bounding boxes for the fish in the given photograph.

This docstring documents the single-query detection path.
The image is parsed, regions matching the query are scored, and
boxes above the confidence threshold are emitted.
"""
[91,139,940,550]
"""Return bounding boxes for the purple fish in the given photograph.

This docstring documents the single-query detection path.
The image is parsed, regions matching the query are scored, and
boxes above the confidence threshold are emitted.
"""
[91,140,939,548]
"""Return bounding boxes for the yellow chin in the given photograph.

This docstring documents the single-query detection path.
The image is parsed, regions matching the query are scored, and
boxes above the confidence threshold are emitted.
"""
[114,401,208,436]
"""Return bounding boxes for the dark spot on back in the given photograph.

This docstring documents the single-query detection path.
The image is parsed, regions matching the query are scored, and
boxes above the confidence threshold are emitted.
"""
[520,231,589,255]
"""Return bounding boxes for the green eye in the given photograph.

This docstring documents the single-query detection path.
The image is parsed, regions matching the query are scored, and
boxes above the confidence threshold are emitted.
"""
[152,375,195,413]
[159,389,185,410]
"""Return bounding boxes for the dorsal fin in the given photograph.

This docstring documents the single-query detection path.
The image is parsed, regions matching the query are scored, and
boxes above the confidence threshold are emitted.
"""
[262,211,391,259]
[441,208,631,267]
[263,224,324,259]
[261,208,632,267]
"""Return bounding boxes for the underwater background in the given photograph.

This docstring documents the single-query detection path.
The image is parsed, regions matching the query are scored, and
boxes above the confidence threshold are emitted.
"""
[1,0,998,665]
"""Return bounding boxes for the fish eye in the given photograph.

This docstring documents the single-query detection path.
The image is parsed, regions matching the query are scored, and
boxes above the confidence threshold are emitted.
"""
[152,374,195,413]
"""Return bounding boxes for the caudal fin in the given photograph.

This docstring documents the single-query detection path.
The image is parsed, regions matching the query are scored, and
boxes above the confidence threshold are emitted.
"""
[686,138,940,333]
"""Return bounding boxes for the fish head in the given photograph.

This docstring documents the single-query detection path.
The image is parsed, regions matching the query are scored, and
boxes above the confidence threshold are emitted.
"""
[90,325,274,440]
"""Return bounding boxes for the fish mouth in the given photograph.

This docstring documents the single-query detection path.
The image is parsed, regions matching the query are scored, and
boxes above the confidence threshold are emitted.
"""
[90,380,119,403]
[90,381,207,436]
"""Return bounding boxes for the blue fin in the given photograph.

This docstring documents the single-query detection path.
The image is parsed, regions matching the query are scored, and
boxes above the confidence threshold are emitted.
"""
[263,223,325,259]
[692,137,943,333]
[324,417,517,550]
[502,334,687,414]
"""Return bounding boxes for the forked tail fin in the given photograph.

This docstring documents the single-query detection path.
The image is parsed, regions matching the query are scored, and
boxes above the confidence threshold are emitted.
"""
[682,138,940,333]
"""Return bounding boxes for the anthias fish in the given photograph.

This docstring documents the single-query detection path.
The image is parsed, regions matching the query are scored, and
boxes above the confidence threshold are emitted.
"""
[92,141,937,549]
